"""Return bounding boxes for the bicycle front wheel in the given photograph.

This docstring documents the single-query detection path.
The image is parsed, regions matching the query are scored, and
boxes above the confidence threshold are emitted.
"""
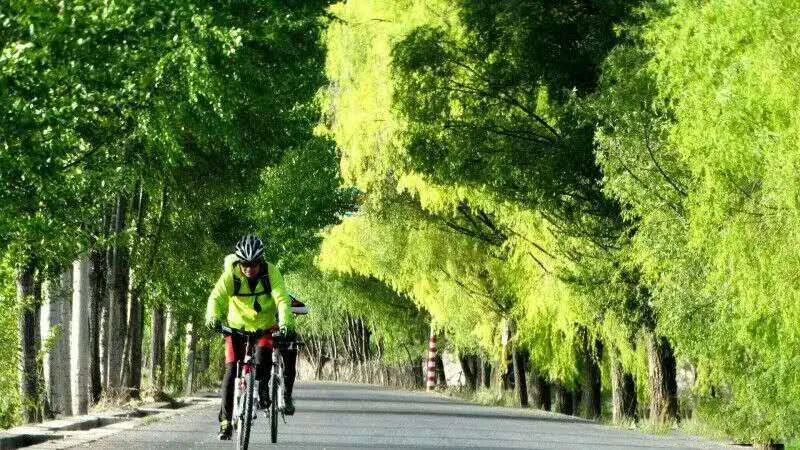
[270,372,279,443]
[236,370,255,450]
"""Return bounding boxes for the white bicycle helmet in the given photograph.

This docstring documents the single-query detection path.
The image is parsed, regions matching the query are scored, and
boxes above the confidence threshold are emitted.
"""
[234,234,265,264]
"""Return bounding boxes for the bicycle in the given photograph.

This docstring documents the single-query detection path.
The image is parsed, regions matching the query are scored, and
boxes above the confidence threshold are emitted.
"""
[219,325,266,450]
[268,329,301,443]
[220,325,299,447]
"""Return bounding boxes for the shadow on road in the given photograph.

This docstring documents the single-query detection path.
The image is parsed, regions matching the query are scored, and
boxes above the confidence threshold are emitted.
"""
[297,406,586,425]
[294,394,474,406]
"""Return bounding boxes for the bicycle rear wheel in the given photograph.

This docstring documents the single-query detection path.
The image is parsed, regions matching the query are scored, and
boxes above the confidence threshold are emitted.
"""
[270,372,279,443]
[236,370,255,450]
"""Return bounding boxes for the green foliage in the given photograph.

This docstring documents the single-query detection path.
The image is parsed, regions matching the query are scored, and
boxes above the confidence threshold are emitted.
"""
[2,0,798,444]
[287,258,428,363]
[0,259,19,428]
[0,0,349,426]
[320,0,636,391]
[596,0,800,442]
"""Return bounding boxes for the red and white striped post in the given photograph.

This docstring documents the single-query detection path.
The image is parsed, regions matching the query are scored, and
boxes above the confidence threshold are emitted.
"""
[426,327,437,391]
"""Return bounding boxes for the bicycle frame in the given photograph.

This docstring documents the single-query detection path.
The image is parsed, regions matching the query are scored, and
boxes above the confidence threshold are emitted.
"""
[233,337,259,427]
[270,347,285,412]
[269,333,298,444]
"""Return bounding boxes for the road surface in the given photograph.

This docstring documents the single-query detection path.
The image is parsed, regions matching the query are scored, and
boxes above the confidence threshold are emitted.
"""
[69,382,727,449]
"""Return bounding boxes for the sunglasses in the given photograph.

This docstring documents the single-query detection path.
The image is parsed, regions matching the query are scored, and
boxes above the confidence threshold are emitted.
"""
[240,261,261,268]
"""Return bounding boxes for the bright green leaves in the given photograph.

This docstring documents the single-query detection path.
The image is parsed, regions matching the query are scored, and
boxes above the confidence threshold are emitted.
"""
[594,0,800,440]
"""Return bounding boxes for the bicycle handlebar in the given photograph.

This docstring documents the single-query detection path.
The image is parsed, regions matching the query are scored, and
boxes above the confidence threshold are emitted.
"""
[218,325,268,338]
[217,325,302,347]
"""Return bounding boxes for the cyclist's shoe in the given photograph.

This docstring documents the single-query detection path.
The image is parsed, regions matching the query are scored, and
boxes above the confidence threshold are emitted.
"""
[283,395,295,416]
[218,420,232,440]
[258,396,270,410]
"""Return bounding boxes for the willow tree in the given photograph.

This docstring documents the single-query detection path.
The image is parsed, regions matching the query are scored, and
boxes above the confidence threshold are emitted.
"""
[321,0,655,421]
[597,0,800,444]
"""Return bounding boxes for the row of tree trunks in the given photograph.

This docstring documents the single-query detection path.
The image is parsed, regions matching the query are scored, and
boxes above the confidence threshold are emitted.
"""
[16,187,169,423]
[25,257,93,422]
[483,324,673,427]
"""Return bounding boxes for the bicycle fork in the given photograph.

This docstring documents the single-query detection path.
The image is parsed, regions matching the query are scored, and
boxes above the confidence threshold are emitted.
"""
[233,358,260,424]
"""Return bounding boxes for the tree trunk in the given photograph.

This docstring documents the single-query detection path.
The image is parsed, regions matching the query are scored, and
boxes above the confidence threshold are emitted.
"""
[123,187,148,399]
[41,269,73,417]
[184,323,196,395]
[99,244,111,391]
[480,359,492,389]
[552,382,574,415]
[459,355,478,390]
[610,347,637,424]
[17,263,42,423]
[122,295,143,399]
[71,256,91,415]
[434,354,447,388]
[645,329,678,423]
[528,370,551,411]
[164,310,181,390]
[88,246,107,403]
[107,194,130,394]
[411,357,424,388]
[580,334,602,419]
[198,341,210,373]
[361,319,371,383]
[330,330,339,380]
[754,443,785,450]
[513,349,529,407]
[150,306,165,392]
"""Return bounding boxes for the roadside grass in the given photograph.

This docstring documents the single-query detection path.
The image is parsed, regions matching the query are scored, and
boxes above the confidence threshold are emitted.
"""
[88,392,145,414]
[441,386,762,447]
[677,417,731,442]
[139,414,162,427]
[88,388,182,414]
[635,419,677,436]
[444,386,519,408]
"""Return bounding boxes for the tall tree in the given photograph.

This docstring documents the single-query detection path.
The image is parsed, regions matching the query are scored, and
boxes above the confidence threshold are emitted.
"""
[71,256,91,415]
[16,262,40,423]
[40,268,73,417]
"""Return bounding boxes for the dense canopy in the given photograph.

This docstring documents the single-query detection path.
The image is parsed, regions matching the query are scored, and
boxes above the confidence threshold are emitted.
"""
[1,0,797,447]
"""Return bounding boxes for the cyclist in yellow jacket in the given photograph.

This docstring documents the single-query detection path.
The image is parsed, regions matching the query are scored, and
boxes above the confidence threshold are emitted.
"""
[205,234,296,440]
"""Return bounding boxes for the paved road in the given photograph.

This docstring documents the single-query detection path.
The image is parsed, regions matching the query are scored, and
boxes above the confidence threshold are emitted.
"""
[71,382,727,449]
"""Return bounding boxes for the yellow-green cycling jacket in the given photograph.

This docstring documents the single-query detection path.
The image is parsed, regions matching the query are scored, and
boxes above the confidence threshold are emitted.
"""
[205,254,295,332]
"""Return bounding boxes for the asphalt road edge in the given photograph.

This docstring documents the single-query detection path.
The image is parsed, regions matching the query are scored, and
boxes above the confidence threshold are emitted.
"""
[0,395,217,450]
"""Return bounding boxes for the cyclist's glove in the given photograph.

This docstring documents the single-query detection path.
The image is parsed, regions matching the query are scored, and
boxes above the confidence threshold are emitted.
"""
[205,318,222,332]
